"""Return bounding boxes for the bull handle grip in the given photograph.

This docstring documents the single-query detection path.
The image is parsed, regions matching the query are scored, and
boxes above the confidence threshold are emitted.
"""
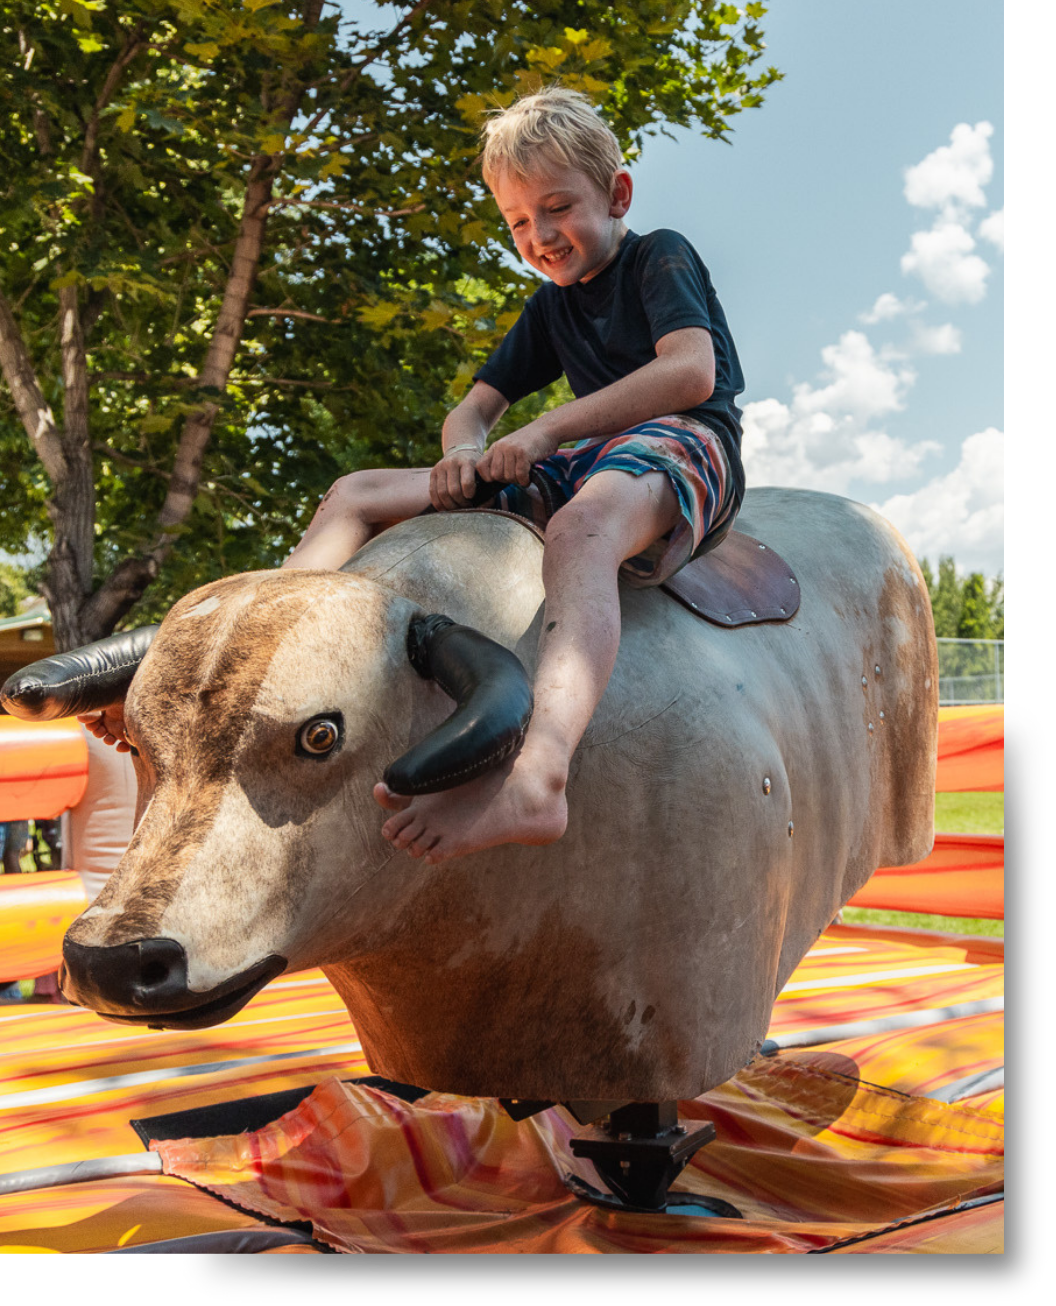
[419,473,504,516]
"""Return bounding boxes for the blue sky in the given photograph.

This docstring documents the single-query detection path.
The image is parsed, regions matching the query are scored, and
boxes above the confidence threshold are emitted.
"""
[627,0,1003,577]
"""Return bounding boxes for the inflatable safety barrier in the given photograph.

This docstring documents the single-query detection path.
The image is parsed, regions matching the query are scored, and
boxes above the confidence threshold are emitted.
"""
[0,872,88,979]
[847,705,1004,918]
[0,716,88,821]
[933,705,1003,793]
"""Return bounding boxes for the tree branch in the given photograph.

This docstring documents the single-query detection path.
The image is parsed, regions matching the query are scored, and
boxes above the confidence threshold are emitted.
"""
[298,0,438,138]
[242,376,362,391]
[93,370,361,393]
[80,23,149,177]
[93,443,172,479]
[246,306,333,323]
[0,284,66,482]
[58,286,93,547]
[146,162,275,545]
[268,197,426,218]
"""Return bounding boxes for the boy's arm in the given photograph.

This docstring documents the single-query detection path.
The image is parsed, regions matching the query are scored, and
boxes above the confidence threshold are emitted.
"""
[431,381,509,509]
[477,327,715,487]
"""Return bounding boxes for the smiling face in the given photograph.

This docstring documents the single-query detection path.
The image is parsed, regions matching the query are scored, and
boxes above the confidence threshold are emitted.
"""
[489,162,633,287]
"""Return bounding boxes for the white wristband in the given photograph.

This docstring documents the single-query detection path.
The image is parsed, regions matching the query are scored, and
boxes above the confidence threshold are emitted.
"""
[443,443,481,457]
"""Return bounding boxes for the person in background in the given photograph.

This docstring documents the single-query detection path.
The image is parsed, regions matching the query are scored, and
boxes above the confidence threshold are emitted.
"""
[66,726,137,905]
[0,821,30,1000]
[32,817,62,871]
[1,819,30,875]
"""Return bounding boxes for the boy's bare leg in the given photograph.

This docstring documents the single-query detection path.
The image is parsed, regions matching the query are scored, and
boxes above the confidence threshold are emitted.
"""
[374,469,680,863]
[283,467,434,570]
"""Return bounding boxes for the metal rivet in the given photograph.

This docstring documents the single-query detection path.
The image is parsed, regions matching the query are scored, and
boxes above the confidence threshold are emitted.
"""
[879,711,885,720]
[874,665,881,675]
[862,676,868,686]
[750,611,757,618]
[780,607,786,614]
[868,722,874,732]
[787,822,794,837]
[763,777,771,794]
[759,544,766,550]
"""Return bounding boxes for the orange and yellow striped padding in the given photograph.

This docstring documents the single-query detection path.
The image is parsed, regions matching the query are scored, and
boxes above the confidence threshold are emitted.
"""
[0,716,87,821]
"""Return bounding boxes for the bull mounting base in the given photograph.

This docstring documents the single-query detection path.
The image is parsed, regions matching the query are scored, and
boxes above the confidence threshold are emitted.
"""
[564,1172,743,1219]
[568,1101,731,1214]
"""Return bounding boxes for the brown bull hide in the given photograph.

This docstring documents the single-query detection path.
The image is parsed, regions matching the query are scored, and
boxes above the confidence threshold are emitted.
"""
[64,488,937,1101]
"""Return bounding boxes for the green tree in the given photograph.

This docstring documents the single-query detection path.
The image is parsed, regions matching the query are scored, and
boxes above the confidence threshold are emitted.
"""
[0,561,32,618]
[987,573,1003,641]
[957,572,993,641]
[921,555,1004,702]
[927,556,964,638]
[1,0,780,648]
[921,555,1004,641]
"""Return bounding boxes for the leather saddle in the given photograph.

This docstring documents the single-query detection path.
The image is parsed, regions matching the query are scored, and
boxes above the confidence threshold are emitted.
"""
[429,476,800,630]
[661,527,800,627]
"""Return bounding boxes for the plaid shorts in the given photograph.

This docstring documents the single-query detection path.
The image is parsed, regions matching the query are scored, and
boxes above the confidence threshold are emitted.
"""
[491,416,736,586]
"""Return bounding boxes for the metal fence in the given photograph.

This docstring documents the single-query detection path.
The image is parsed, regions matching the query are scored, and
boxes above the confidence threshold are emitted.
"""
[936,637,1004,704]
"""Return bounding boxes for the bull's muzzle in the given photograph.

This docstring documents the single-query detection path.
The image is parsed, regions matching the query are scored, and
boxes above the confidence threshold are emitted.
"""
[61,937,285,1029]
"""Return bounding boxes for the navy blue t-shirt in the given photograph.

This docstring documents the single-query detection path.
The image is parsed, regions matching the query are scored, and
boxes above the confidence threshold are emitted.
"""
[474,228,746,507]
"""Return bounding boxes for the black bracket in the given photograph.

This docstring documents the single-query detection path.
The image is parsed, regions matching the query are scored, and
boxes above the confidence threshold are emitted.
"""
[568,1101,724,1213]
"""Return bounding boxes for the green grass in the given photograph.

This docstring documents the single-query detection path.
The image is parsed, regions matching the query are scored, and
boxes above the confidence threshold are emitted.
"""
[839,907,1005,937]
[932,791,1004,835]
[841,790,1004,938]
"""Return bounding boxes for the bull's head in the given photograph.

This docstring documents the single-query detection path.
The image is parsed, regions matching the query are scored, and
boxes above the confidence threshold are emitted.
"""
[1,570,531,1030]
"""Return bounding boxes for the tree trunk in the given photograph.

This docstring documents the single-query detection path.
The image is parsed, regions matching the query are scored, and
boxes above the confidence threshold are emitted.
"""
[45,284,98,648]
[0,284,95,648]
[7,0,361,648]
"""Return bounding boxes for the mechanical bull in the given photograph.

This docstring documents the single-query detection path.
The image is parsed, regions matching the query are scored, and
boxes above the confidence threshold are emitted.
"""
[3,487,937,1105]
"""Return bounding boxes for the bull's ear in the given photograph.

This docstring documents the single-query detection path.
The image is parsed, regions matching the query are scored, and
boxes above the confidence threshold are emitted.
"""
[383,614,533,795]
[0,625,159,721]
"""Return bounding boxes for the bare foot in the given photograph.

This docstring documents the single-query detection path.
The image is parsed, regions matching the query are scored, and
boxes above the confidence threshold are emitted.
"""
[373,746,568,864]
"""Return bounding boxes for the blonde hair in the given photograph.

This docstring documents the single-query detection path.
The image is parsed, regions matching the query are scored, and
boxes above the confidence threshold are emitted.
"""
[480,86,624,196]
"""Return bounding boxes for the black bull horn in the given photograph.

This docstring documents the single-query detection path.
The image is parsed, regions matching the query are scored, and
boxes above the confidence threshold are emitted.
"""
[0,625,161,720]
[0,614,532,796]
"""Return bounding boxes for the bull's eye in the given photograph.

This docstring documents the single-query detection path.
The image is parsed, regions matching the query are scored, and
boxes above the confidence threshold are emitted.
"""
[296,714,343,759]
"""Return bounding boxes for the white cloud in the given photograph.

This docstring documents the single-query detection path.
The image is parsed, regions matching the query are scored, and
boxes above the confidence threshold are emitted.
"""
[903,121,994,218]
[743,123,1000,526]
[979,208,1004,251]
[859,300,963,358]
[859,292,924,324]
[899,123,998,307]
[741,330,940,494]
[798,330,913,420]
[901,220,990,303]
[871,428,1004,576]
[910,321,963,355]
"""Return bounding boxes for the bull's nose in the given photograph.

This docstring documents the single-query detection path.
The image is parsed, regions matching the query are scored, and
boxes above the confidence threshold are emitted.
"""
[61,936,190,1012]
